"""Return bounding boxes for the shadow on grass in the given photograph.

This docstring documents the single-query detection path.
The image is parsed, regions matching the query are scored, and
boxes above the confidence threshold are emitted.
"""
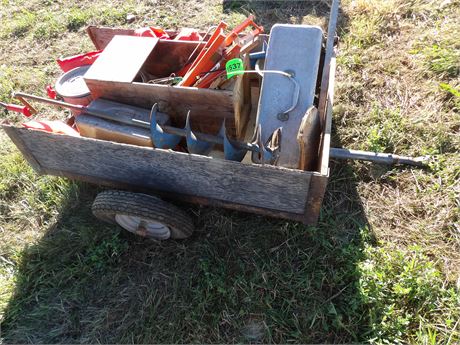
[0,152,377,344]
[0,2,377,344]
[222,0,350,33]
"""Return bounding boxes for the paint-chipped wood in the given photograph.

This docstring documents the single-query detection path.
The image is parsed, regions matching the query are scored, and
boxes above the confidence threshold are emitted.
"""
[3,126,312,214]
[86,26,204,50]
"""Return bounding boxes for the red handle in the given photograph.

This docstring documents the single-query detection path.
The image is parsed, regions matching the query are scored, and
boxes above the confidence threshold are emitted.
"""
[224,15,264,46]
[46,85,57,99]
[0,102,32,117]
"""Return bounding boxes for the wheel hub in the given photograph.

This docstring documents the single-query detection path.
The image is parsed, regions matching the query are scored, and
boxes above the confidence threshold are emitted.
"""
[115,214,171,240]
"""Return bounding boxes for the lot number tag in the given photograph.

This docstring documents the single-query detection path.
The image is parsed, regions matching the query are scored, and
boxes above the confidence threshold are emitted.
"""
[226,58,244,79]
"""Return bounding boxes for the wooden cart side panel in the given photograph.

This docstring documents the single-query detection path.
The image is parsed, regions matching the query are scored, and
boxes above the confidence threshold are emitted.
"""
[302,55,337,224]
[3,126,44,174]
[303,174,328,224]
[3,126,313,214]
[29,165,308,222]
[86,26,205,50]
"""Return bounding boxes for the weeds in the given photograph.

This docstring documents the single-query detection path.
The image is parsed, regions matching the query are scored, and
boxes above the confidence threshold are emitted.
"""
[439,82,460,111]
[419,44,460,78]
[366,106,406,153]
[2,10,37,38]
[33,14,64,40]
[66,8,91,32]
[359,244,460,344]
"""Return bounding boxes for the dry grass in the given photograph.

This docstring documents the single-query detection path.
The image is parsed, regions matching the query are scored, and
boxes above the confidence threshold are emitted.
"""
[0,0,459,343]
[336,0,460,279]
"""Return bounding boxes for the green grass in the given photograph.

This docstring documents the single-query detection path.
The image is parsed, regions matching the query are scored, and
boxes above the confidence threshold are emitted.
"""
[33,14,65,41]
[0,0,459,343]
[66,8,92,32]
[359,245,460,344]
[1,10,37,38]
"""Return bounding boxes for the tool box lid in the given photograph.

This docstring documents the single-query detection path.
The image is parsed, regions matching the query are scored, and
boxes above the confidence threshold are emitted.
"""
[84,35,159,83]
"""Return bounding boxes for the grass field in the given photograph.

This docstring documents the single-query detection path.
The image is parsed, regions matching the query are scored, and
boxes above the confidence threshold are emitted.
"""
[0,0,459,343]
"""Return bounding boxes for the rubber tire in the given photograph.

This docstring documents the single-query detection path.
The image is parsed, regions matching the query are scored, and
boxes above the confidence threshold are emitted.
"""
[92,190,194,240]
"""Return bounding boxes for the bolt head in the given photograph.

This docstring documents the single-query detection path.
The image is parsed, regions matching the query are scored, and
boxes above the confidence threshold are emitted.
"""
[277,112,289,121]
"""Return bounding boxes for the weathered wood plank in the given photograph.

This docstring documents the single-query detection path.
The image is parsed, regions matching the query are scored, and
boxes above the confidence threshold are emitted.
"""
[87,26,136,50]
[142,40,205,77]
[303,174,328,224]
[86,26,203,50]
[3,125,43,174]
[84,79,237,135]
[232,54,252,139]
[297,106,320,171]
[318,0,339,128]
[318,55,336,175]
[5,126,312,214]
[29,165,310,222]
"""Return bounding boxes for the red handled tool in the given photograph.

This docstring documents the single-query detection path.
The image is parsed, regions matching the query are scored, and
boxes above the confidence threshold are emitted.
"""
[46,85,57,99]
[0,101,33,117]
[224,15,263,47]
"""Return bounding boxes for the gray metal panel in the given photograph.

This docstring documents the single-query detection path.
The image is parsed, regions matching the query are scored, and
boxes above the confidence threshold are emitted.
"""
[256,24,323,168]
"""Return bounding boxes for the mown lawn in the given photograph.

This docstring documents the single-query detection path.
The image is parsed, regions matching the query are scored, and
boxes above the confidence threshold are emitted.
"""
[0,0,459,343]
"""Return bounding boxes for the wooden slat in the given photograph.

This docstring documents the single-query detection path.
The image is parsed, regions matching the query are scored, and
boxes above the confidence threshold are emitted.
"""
[87,26,136,50]
[25,166,311,222]
[3,126,43,174]
[142,40,205,77]
[86,26,205,50]
[4,126,312,214]
[303,174,328,224]
[319,55,336,176]
[84,79,236,135]
[297,106,320,171]
[232,54,252,139]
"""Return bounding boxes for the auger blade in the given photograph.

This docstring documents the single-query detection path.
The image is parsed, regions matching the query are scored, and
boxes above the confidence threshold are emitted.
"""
[185,111,214,155]
[251,125,281,165]
[150,103,181,149]
[219,122,247,162]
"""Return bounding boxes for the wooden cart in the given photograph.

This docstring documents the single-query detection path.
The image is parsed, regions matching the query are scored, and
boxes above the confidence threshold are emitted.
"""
[2,5,338,240]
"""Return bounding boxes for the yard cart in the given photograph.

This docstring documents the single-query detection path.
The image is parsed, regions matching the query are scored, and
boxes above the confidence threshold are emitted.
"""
[1,1,425,240]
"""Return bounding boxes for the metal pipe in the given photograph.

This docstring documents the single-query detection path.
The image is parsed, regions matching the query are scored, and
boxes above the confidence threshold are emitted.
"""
[13,92,84,111]
[13,91,171,129]
[330,148,429,167]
